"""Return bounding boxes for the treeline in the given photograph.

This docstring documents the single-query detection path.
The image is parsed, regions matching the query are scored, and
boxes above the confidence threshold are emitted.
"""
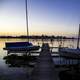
[0,35,75,39]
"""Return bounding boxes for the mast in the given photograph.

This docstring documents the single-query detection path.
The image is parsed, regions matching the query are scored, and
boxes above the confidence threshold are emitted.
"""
[25,0,29,42]
[77,24,80,49]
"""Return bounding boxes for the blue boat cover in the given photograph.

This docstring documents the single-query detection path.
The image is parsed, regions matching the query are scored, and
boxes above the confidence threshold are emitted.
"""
[5,42,33,48]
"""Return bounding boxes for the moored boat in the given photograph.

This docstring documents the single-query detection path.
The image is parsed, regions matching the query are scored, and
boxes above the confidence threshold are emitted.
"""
[3,42,40,52]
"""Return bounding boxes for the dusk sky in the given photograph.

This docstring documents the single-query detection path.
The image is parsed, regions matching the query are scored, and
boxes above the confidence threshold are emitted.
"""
[0,0,80,36]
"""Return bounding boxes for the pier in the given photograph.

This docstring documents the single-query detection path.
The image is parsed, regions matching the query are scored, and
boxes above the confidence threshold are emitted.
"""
[31,43,59,80]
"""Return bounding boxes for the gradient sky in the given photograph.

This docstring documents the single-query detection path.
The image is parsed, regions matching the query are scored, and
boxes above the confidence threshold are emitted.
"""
[0,0,80,36]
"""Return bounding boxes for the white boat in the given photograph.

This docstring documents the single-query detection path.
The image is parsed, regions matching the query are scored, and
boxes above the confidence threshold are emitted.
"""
[3,42,40,52]
[59,48,80,54]
[3,0,40,53]
[59,24,80,58]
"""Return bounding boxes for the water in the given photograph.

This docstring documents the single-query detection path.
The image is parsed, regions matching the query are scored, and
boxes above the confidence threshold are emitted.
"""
[0,38,79,80]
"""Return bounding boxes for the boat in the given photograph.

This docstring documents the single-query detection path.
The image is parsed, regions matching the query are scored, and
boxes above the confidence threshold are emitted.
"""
[3,42,40,52]
[59,47,80,54]
[59,24,80,59]
[3,0,40,53]
[59,48,80,59]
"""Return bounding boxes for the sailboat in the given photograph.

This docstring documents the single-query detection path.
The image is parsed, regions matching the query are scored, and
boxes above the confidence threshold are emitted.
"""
[3,0,40,53]
[59,24,80,58]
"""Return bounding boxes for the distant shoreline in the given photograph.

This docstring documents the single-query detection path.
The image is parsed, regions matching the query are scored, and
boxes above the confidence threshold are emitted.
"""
[0,35,76,40]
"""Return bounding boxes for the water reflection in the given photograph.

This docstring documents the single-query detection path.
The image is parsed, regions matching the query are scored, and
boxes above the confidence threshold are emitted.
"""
[3,54,37,67]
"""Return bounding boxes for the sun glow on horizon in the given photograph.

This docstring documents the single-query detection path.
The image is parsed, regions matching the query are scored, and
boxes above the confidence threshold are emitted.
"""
[0,31,77,37]
[0,0,80,37]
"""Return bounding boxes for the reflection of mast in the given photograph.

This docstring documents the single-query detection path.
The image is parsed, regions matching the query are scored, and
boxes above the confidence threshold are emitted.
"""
[77,24,80,49]
[25,0,29,42]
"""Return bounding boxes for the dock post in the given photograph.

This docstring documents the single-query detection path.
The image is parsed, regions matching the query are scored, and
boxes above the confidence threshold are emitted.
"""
[7,51,10,55]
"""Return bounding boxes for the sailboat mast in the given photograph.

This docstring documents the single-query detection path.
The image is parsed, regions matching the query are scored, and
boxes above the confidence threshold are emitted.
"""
[77,24,80,49]
[25,0,29,42]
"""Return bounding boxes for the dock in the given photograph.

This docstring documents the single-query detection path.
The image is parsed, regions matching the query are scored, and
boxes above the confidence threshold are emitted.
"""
[3,43,80,80]
[30,43,59,80]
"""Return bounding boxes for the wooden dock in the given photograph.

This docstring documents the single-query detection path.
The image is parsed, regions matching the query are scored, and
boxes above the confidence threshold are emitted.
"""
[30,43,59,80]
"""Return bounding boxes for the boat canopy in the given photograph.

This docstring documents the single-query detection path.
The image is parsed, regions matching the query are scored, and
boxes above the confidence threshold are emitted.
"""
[5,42,32,48]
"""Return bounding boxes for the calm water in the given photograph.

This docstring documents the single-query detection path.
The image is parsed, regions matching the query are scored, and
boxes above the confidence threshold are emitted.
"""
[0,38,78,80]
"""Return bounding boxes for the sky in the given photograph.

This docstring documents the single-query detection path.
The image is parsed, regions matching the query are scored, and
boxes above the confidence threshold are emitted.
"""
[0,0,80,36]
